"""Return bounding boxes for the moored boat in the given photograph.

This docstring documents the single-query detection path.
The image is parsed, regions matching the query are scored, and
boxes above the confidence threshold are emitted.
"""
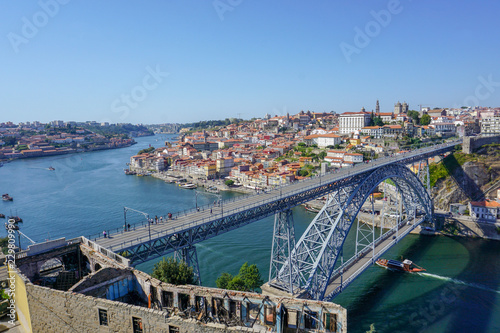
[179,183,197,189]
[5,222,19,231]
[124,169,136,175]
[376,258,425,273]
[0,214,5,218]
[205,186,220,194]
[2,194,13,201]
[8,215,22,223]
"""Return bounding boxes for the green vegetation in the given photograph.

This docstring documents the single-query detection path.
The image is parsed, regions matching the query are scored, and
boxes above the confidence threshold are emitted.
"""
[0,237,9,255]
[407,110,420,124]
[0,289,9,300]
[420,114,431,125]
[429,161,450,188]
[2,137,17,147]
[181,118,244,130]
[384,179,395,186]
[224,179,234,187]
[151,257,195,285]
[428,151,477,187]
[297,169,309,177]
[215,262,263,292]
[373,115,384,126]
[137,146,155,155]
[84,123,152,138]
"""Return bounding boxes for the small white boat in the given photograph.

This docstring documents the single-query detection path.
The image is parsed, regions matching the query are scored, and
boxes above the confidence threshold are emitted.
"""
[179,183,197,189]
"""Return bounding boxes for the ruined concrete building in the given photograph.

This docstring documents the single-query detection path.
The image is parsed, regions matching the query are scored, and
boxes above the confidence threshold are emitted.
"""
[9,237,347,332]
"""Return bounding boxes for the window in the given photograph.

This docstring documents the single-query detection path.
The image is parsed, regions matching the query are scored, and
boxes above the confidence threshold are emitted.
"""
[162,291,174,308]
[169,326,180,333]
[286,310,298,329]
[323,312,337,332]
[264,305,275,325]
[132,317,143,333]
[98,309,108,326]
[179,293,190,311]
[304,311,317,329]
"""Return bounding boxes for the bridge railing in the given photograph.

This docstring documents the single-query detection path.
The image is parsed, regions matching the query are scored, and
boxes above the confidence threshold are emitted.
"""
[93,141,459,247]
[80,236,131,267]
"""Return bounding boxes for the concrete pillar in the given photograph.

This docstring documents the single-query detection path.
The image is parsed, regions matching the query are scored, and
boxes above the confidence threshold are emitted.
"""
[173,291,179,308]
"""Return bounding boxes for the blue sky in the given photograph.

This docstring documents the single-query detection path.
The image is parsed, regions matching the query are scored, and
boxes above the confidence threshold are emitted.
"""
[1,0,500,124]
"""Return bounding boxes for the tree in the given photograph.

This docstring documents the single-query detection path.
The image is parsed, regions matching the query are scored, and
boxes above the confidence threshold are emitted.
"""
[368,111,375,126]
[238,262,263,292]
[318,151,327,160]
[373,115,384,126]
[138,146,155,155]
[407,110,420,124]
[298,169,309,177]
[224,179,234,187]
[420,114,431,126]
[151,257,195,285]
[215,272,233,289]
[215,262,263,292]
[297,142,306,147]
[227,276,246,291]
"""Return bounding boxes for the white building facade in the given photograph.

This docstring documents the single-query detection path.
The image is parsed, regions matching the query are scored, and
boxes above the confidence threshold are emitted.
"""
[339,112,371,135]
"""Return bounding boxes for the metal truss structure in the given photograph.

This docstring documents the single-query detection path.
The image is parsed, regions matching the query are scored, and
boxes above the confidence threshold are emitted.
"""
[272,163,433,301]
[174,245,202,285]
[269,209,297,294]
[108,142,456,289]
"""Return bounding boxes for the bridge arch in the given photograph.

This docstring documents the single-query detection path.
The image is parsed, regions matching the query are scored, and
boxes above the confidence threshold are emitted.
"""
[277,163,433,300]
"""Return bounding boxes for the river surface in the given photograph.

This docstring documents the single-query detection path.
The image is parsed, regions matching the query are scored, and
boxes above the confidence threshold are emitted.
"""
[1,134,499,332]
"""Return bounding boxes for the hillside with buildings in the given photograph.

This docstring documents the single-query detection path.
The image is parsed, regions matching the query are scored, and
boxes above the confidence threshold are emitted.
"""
[0,121,152,161]
[128,103,498,189]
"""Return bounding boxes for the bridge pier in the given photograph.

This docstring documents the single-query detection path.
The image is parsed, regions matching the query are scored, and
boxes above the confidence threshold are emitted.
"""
[174,245,201,285]
[269,209,297,295]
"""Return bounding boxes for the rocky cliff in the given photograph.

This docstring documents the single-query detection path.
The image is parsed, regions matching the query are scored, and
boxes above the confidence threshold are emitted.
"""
[432,144,500,210]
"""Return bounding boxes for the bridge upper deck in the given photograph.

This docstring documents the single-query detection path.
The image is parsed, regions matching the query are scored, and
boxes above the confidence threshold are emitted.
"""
[95,140,459,255]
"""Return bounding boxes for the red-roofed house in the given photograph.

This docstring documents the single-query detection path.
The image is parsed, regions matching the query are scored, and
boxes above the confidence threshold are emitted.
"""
[469,200,500,221]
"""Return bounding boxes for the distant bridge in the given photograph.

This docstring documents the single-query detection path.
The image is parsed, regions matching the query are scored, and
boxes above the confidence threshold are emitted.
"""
[95,139,460,299]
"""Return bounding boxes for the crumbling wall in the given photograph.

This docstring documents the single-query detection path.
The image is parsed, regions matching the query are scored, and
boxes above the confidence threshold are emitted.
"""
[26,283,248,333]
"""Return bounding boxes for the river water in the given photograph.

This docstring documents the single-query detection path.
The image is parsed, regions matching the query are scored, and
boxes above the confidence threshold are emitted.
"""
[1,134,499,332]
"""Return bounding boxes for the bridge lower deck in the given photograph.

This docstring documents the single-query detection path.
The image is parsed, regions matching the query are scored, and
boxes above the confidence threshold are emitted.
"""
[325,218,424,299]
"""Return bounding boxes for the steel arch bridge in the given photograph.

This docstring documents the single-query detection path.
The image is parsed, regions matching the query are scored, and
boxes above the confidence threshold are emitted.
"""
[95,140,458,293]
[269,163,433,301]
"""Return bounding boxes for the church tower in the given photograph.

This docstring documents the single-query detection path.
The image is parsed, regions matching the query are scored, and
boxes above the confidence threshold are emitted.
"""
[394,101,402,114]
[376,100,380,114]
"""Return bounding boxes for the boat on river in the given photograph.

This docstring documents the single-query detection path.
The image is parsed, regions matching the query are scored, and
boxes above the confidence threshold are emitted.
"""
[376,258,425,273]
[2,194,13,201]
[124,169,136,175]
[179,183,197,189]
[304,204,320,213]
[0,214,4,218]
[48,166,55,171]
[5,222,19,230]
[8,215,22,223]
